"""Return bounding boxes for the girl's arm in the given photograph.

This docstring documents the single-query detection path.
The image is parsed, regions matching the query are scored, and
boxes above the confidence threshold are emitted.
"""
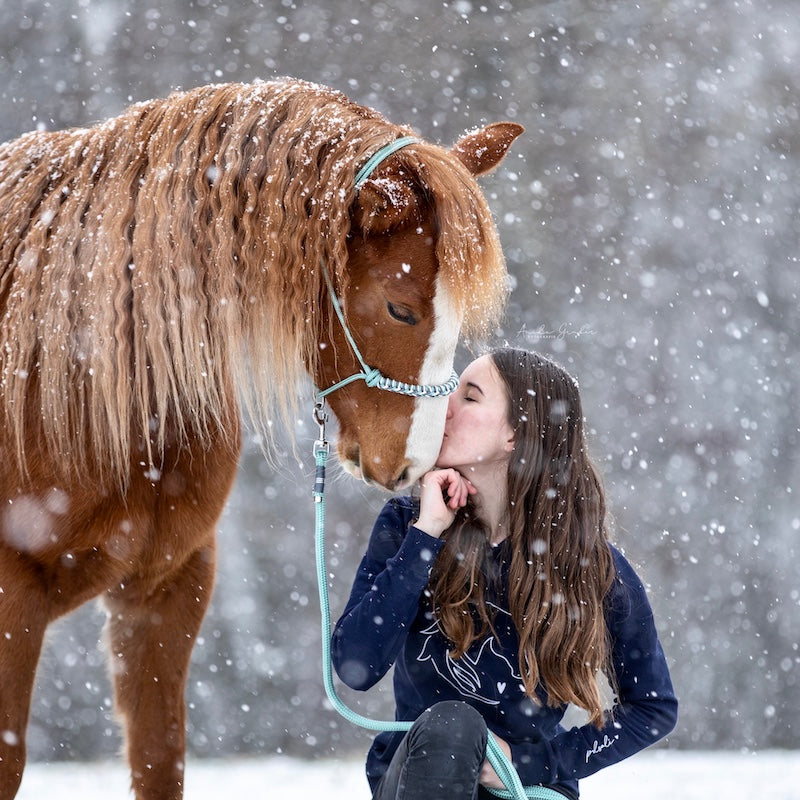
[331,499,446,691]
[508,547,678,785]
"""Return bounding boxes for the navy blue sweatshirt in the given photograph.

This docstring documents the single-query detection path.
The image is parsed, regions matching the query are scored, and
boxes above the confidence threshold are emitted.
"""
[331,497,678,798]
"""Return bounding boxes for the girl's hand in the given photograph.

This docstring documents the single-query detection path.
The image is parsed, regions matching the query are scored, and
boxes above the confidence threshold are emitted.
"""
[479,734,512,789]
[414,468,476,539]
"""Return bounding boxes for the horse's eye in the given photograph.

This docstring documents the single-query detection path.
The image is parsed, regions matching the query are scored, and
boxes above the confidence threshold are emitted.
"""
[387,301,417,326]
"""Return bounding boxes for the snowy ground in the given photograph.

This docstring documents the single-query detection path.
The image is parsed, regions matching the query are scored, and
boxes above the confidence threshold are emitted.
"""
[17,750,800,799]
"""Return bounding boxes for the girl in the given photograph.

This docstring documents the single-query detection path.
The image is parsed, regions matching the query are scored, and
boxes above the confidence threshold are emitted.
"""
[332,348,677,799]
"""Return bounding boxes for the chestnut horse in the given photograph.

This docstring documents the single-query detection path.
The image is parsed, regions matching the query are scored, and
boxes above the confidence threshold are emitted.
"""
[0,78,522,799]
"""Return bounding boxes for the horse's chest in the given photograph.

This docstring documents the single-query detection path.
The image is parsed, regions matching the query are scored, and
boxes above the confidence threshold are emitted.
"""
[6,451,237,608]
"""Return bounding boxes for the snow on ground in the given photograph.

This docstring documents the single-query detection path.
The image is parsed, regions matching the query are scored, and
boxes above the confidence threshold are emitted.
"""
[17,750,800,799]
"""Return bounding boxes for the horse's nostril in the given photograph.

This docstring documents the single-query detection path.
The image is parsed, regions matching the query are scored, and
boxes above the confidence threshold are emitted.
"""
[397,467,409,487]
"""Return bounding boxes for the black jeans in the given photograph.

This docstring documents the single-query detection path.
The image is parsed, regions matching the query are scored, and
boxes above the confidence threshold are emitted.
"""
[372,701,489,800]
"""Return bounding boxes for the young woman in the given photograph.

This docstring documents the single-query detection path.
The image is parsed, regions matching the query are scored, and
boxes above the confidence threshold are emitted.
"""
[332,348,678,800]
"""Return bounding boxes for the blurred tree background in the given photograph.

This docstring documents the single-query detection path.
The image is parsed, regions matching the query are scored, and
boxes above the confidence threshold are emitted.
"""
[1,0,797,762]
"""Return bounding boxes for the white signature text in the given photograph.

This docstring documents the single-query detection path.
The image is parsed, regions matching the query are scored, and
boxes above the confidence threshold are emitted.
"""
[585,734,620,763]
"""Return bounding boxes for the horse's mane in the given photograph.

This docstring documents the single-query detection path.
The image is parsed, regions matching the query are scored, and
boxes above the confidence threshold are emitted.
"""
[0,79,506,487]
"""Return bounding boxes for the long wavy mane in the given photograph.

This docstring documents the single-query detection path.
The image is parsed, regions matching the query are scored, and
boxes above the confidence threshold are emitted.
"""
[0,79,506,488]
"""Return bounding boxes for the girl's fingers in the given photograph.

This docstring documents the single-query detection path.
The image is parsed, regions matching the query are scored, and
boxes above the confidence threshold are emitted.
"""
[446,473,460,508]
[420,468,473,512]
[445,471,472,509]
[421,470,452,509]
[415,469,475,538]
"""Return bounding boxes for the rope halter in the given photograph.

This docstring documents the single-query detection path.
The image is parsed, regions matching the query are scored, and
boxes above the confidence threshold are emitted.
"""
[315,136,459,403]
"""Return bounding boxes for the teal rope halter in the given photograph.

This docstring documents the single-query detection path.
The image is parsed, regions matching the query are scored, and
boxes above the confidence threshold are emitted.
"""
[311,137,565,800]
[354,135,420,190]
[315,264,459,400]
[315,136,458,402]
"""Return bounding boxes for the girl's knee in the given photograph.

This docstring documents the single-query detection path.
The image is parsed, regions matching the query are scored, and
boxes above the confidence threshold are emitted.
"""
[428,701,486,729]
[412,701,487,751]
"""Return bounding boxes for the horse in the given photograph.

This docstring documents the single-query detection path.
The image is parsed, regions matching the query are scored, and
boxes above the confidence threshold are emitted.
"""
[0,77,522,799]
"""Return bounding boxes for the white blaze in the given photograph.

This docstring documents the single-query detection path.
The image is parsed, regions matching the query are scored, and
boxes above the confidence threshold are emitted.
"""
[403,280,461,485]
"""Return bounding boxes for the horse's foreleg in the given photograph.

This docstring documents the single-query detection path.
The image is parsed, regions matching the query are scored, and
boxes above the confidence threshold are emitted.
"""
[105,535,216,800]
[0,549,48,799]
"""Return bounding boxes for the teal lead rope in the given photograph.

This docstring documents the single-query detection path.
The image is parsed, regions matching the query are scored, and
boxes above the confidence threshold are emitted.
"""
[312,402,565,800]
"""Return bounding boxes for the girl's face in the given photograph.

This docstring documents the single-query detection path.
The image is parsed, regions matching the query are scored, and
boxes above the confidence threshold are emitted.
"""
[436,354,515,474]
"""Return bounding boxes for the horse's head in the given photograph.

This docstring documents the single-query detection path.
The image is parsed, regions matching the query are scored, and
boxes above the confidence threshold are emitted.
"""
[314,123,523,490]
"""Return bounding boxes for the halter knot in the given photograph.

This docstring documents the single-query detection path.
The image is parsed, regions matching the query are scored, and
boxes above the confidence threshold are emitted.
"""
[364,368,383,388]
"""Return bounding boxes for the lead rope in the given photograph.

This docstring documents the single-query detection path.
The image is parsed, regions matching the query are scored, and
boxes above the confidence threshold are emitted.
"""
[312,401,564,800]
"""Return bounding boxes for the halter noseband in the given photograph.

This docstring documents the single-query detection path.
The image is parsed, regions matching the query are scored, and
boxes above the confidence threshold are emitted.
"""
[315,136,459,402]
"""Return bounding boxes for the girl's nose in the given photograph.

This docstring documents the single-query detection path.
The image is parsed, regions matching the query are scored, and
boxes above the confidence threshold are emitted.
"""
[445,395,455,418]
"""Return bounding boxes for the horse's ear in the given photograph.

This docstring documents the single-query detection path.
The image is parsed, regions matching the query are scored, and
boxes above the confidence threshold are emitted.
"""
[451,122,525,176]
[352,176,421,234]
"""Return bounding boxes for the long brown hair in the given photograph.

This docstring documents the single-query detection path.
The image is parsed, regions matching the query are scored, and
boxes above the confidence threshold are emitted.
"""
[430,348,616,725]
